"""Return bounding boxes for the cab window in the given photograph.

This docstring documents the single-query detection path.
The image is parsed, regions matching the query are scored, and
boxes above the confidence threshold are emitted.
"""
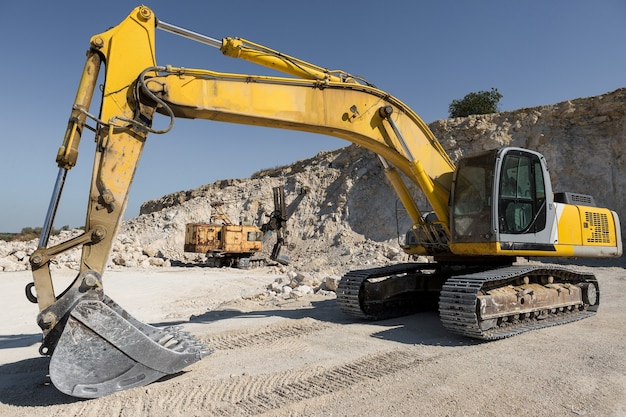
[451,150,495,241]
[247,231,263,242]
[499,153,546,234]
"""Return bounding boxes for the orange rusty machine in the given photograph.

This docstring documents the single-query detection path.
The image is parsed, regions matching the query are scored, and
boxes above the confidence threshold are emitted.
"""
[184,205,264,268]
[184,186,305,267]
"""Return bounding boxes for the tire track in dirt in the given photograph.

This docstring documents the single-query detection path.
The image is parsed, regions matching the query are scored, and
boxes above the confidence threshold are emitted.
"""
[192,367,328,414]
[200,317,337,351]
[180,349,421,416]
[152,317,343,414]
[136,318,423,415]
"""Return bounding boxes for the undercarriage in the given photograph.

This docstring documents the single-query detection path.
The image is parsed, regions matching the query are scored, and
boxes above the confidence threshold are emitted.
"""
[337,262,599,340]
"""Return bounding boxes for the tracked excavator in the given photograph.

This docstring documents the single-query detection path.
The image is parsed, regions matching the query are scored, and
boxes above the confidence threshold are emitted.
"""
[183,201,266,268]
[27,6,622,398]
[184,185,306,267]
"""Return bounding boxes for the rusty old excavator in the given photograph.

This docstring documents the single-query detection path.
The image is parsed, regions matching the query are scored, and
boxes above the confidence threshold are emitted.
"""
[27,7,621,398]
[184,185,307,267]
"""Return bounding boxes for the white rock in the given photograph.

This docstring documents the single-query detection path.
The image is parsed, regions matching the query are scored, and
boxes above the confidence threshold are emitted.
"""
[324,275,341,292]
[12,250,27,261]
[291,285,314,298]
[0,258,20,272]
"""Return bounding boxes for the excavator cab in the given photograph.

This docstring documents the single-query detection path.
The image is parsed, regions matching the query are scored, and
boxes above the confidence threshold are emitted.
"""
[450,147,621,258]
[451,148,554,243]
[451,147,554,249]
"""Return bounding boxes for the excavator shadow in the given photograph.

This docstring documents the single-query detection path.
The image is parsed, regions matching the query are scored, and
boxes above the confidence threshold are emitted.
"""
[368,312,482,347]
[180,298,477,348]
[0,356,187,407]
[0,357,78,406]
[157,298,350,326]
[0,333,40,349]
[0,335,77,406]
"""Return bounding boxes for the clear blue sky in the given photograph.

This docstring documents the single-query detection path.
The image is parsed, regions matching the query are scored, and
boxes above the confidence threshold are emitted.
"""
[0,1,624,232]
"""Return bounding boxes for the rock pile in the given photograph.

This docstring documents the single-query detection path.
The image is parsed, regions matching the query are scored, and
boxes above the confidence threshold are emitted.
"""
[2,89,624,279]
[0,229,172,272]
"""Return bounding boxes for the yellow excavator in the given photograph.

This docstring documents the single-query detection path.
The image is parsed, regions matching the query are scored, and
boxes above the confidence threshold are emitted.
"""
[27,6,622,398]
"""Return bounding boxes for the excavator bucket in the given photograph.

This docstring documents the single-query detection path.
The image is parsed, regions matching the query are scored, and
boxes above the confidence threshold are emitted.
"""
[47,294,210,398]
[270,241,290,265]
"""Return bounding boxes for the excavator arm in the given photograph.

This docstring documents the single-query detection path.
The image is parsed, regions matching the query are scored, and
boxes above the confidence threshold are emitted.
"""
[261,185,309,265]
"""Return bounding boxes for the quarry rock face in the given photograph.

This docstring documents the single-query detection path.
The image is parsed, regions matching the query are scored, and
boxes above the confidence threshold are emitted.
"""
[2,89,624,272]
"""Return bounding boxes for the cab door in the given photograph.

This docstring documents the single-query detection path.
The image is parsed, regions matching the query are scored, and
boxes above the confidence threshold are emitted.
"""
[496,148,556,251]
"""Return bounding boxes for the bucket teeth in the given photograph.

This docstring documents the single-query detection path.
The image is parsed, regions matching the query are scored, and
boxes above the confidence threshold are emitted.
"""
[140,326,212,357]
[101,295,211,356]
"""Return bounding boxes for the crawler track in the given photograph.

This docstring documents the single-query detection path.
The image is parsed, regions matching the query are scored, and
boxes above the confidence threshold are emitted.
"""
[338,263,599,340]
[337,263,441,320]
[439,265,598,340]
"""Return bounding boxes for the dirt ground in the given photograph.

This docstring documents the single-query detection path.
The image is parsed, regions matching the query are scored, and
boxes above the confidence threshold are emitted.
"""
[0,264,625,417]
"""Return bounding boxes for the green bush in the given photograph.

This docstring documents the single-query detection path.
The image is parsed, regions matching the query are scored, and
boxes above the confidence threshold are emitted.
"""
[449,88,502,118]
[0,225,71,242]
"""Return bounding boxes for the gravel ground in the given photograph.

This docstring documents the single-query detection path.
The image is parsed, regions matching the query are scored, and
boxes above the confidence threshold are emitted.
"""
[0,264,624,417]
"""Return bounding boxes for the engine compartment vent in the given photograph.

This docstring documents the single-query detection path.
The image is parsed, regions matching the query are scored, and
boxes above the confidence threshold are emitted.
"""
[554,192,596,207]
[585,211,611,244]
